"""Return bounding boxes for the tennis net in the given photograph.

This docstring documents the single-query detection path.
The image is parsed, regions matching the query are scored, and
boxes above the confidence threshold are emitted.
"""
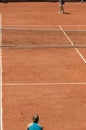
[1,28,86,49]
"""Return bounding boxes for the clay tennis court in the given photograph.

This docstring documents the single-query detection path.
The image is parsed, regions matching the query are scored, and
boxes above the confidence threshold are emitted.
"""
[0,1,86,130]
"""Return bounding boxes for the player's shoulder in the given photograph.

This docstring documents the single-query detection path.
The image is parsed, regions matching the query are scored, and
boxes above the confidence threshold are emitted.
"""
[28,123,33,128]
[37,123,43,128]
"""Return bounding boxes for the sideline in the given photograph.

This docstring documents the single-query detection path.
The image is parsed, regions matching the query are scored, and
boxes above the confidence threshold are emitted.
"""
[59,25,86,64]
[0,14,2,130]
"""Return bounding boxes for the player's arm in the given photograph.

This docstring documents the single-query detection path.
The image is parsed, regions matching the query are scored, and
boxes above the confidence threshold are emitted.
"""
[41,126,43,130]
[27,127,29,130]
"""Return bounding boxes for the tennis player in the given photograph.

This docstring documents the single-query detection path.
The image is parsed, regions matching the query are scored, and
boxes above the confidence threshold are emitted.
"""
[58,0,65,14]
[27,115,43,130]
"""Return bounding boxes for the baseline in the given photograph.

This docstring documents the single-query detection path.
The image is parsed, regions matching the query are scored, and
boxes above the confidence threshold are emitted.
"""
[3,82,86,86]
[2,24,86,27]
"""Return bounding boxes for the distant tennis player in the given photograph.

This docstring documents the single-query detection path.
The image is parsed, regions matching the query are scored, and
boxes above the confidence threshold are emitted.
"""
[58,0,65,14]
[27,115,43,130]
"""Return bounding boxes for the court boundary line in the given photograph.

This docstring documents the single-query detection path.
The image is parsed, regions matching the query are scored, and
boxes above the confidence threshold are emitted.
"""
[59,25,86,64]
[2,24,86,27]
[3,82,86,86]
[3,12,61,14]
[0,14,2,130]
[2,11,86,15]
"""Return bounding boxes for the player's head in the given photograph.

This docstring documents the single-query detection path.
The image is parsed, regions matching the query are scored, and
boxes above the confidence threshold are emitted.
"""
[33,114,39,123]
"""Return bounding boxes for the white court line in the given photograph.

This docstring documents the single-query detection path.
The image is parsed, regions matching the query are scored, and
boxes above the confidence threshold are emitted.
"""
[3,12,59,15]
[2,11,86,14]
[0,14,2,130]
[59,25,86,64]
[3,82,86,86]
[2,24,86,26]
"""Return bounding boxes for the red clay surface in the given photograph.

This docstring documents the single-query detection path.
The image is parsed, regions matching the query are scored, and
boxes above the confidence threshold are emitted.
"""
[1,2,86,26]
[1,2,86,130]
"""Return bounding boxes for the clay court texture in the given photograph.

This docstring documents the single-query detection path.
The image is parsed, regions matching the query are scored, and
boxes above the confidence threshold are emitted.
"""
[0,1,86,130]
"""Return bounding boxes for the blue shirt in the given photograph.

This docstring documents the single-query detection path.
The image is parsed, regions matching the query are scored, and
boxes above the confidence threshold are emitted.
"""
[27,122,43,130]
